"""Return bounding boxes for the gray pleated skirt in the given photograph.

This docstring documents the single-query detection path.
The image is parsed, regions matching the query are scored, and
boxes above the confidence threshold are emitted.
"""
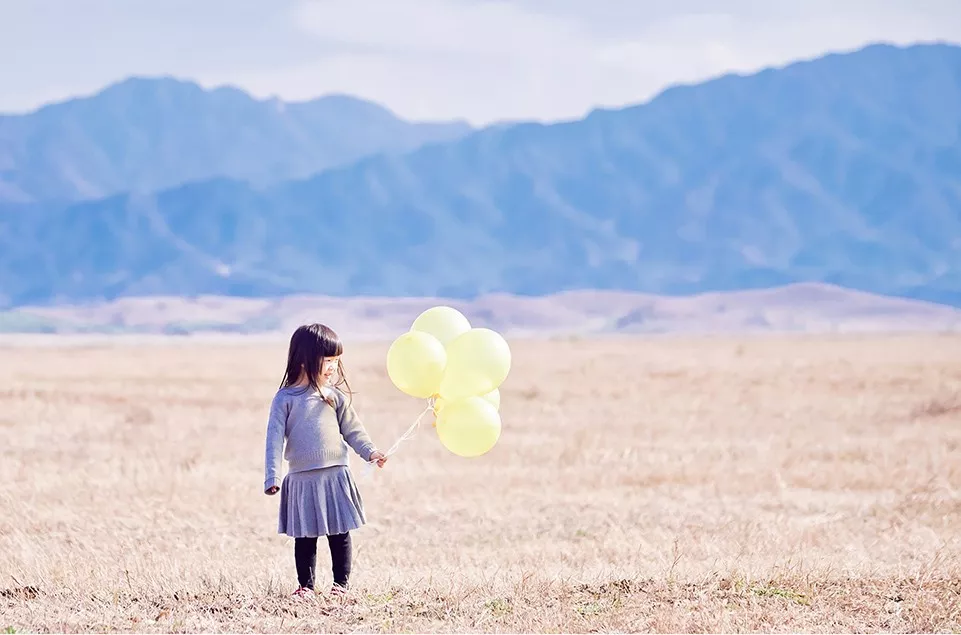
[277,466,366,537]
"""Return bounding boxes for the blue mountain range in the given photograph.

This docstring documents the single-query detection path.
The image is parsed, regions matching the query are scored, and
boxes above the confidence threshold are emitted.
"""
[1,42,959,307]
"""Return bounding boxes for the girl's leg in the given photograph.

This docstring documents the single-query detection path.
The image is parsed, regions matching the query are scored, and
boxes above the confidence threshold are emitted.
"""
[327,532,352,589]
[294,537,318,589]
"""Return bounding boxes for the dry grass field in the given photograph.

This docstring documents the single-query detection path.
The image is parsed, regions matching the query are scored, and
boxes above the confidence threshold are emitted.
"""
[1,333,960,633]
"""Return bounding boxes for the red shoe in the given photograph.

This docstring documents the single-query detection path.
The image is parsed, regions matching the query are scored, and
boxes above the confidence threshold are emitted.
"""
[330,584,348,597]
[291,586,316,600]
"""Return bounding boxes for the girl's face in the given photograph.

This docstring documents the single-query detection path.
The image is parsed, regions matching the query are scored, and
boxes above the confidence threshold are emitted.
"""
[320,356,341,384]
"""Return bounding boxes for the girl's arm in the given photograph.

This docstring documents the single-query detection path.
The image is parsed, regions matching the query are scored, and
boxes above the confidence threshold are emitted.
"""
[264,392,288,494]
[335,391,378,463]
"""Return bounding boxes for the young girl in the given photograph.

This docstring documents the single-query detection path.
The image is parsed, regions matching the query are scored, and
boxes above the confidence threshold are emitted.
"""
[264,323,387,599]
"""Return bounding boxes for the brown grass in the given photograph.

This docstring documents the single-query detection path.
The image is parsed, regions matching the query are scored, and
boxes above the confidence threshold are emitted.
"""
[1,333,960,633]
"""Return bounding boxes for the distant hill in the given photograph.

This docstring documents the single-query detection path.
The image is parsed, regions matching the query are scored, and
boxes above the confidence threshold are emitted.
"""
[0,77,472,203]
[1,43,959,308]
[2,283,958,337]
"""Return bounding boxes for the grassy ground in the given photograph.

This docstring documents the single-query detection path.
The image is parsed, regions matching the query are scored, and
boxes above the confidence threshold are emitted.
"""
[1,333,959,632]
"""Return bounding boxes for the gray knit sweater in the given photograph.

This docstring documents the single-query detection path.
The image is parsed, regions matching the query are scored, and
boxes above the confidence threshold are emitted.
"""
[264,385,377,493]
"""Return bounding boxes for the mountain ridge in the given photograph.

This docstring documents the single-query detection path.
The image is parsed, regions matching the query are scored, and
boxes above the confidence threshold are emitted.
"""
[0,75,473,203]
[1,42,959,308]
[2,282,958,337]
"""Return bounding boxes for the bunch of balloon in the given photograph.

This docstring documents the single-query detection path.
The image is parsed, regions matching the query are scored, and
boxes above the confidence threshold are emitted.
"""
[385,306,511,457]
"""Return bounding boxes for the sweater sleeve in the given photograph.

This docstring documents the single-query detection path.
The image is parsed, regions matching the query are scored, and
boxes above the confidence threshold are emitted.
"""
[264,391,288,492]
[336,391,377,462]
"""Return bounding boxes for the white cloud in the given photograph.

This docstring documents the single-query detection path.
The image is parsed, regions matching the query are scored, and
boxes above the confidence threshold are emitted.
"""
[1,0,959,125]
[221,0,604,123]
[232,0,961,124]
[293,0,583,58]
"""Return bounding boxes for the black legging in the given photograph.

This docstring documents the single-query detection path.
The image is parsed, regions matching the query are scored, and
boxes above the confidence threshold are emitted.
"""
[294,533,352,590]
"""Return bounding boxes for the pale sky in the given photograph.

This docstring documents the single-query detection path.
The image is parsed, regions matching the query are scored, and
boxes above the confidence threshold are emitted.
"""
[2,0,960,125]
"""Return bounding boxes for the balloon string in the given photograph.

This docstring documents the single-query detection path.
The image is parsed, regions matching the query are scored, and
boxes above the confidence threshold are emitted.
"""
[362,398,436,476]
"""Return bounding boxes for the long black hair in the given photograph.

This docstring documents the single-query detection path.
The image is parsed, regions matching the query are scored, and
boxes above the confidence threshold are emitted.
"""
[279,324,352,406]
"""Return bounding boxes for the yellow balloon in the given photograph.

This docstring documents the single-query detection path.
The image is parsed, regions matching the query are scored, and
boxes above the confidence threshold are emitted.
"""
[435,387,499,415]
[481,387,501,410]
[436,396,502,458]
[438,328,511,400]
[411,306,471,346]
[386,331,446,399]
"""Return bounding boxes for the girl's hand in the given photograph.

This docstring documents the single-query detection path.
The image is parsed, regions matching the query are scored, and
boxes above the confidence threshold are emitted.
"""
[370,451,388,468]
[265,486,280,495]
